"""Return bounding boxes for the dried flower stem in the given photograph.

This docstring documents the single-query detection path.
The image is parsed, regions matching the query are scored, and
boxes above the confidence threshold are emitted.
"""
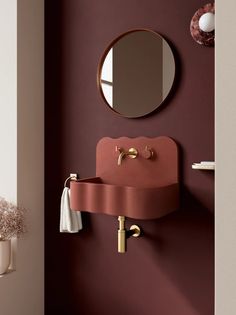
[0,197,26,241]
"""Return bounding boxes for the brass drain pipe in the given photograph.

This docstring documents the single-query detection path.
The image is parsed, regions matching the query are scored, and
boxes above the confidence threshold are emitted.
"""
[118,216,141,253]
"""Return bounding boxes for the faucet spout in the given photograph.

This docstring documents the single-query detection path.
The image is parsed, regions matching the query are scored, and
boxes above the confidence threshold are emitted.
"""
[118,151,126,166]
[116,146,138,166]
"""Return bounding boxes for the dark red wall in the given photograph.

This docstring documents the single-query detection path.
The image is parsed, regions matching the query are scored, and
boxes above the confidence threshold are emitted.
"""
[45,1,214,314]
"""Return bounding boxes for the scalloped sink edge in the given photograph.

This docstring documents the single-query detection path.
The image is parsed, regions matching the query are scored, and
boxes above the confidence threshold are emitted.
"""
[70,177,179,220]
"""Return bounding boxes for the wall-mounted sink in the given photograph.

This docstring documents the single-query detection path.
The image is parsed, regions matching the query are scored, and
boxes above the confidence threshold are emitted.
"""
[70,177,179,220]
[69,136,179,252]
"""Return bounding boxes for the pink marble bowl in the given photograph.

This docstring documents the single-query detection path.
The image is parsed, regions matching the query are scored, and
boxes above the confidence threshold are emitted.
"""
[190,2,215,46]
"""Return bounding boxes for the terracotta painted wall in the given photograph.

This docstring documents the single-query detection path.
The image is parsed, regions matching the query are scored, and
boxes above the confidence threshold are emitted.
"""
[45,1,214,314]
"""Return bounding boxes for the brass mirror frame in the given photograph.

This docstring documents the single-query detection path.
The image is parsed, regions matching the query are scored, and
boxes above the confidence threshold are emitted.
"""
[97,28,176,118]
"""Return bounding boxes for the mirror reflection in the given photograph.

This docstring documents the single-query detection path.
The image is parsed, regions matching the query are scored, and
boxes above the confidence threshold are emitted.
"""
[98,30,175,118]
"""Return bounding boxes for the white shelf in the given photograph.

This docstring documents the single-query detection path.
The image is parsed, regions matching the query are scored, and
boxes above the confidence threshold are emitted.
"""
[192,161,215,170]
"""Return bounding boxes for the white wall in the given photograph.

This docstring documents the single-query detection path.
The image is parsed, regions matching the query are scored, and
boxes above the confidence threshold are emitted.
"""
[0,0,44,314]
[215,0,236,314]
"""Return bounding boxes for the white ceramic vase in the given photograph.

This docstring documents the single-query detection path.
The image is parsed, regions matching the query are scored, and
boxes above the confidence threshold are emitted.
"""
[0,240,11,274]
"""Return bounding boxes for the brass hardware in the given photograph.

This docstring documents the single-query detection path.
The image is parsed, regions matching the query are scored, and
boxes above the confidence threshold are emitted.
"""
[128,148,138,159]
[118,216,141,253]
[130,225,141,237]
[64,173,79,188]
[118,216,126,253]
[118,151,126,166]
[116,147,138,166]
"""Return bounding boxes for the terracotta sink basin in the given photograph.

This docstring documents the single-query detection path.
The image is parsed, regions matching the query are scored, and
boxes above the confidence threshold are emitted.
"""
[70,177,179,220]
[70,137,179,220]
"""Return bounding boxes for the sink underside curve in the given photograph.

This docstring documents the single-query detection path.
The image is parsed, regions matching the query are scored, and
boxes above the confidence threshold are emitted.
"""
[70,177,179,220]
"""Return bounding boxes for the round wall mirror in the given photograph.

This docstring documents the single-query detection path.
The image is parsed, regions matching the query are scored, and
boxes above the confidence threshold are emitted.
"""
[97,29,175,118]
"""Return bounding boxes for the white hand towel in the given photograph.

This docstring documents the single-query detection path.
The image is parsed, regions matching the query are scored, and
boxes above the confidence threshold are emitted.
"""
[60,187,83,233]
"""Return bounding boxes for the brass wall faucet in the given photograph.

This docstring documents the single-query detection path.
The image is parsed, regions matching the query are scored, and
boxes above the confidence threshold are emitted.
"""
[116,146,138,166]
[118,216,141,253]
[115,145,154,165]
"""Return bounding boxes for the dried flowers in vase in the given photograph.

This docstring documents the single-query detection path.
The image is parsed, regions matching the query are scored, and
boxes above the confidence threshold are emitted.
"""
[0,197,26,241]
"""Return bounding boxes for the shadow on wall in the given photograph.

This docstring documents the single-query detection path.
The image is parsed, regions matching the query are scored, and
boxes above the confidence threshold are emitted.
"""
[144,189,214,315]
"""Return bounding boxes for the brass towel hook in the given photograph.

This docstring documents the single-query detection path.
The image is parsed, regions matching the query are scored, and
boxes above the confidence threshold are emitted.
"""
[64,173,79,188]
